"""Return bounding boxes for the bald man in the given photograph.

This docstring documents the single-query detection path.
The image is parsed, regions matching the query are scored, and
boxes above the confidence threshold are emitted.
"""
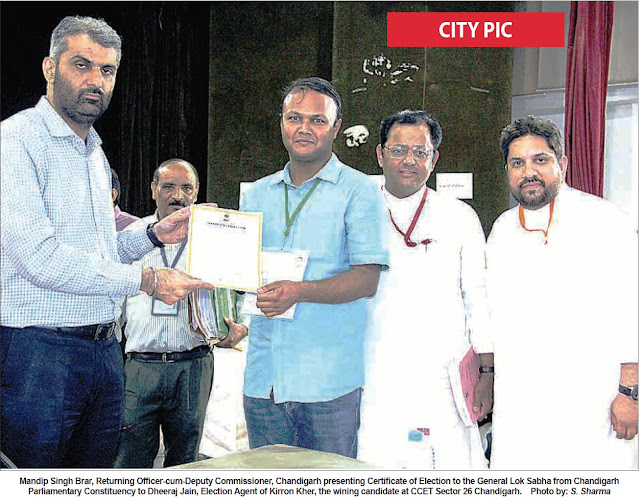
[114,159,247,468]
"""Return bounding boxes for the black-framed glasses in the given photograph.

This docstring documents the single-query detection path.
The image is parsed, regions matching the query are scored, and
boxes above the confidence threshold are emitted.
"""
[383,145,433,161]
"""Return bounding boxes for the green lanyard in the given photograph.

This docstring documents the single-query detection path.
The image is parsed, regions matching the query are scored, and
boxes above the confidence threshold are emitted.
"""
[283,178,321,237]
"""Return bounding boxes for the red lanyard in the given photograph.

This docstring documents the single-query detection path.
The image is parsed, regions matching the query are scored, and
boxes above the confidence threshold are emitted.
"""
[518,199,555,245]
[388,187,432,248]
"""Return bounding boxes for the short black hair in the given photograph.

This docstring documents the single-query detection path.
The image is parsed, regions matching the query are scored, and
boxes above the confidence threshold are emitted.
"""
[152,158,199,185]
[110,168,121,206]
[281,76,342,124]
[379,110,443,149]
[500,115,564,165]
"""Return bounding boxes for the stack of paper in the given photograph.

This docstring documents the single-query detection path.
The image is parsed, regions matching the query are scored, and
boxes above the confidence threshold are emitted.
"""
[213,287,237,336]
[188,288,237,343]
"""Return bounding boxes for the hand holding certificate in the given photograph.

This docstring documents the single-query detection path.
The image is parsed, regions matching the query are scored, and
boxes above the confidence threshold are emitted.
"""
[186,206,262,292]
[241,250,309,320]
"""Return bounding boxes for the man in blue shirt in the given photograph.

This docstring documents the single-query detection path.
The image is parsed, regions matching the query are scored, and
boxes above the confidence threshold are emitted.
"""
[0,16,214,468]
[239,77,389,458]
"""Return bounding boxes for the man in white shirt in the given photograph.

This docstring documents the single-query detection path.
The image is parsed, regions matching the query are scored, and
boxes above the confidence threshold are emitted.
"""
[358,110,493,469]
[114,159,247,468]
[485,115,638,469]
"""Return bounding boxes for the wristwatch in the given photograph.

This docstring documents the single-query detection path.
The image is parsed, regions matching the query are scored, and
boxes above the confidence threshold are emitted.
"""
[146,222,165,248]
[618,384,639,401]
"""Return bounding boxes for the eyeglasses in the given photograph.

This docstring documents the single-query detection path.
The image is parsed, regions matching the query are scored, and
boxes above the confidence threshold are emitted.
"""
[383,145,433,161]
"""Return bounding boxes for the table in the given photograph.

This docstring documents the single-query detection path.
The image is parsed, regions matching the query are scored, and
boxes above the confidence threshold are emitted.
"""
[170,444,371,469]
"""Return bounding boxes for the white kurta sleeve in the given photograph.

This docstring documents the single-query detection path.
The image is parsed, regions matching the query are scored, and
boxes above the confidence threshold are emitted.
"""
[458,205,492,354]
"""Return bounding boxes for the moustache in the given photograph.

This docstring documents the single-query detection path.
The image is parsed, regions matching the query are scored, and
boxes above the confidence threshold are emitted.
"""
[78,87,105,100]
[169,201,187,208]
[519,176,545,188]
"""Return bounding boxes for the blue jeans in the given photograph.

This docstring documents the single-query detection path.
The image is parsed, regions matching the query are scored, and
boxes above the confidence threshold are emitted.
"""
[114,353,214,468]
[243,388,362,459]
[0,326,124,468]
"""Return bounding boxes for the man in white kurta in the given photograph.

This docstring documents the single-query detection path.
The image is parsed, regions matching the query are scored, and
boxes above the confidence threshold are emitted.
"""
[358,110,492,470]
[486,116,638,470]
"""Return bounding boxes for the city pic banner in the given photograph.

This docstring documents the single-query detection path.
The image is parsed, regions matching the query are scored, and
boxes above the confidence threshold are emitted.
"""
[387,12,565,47]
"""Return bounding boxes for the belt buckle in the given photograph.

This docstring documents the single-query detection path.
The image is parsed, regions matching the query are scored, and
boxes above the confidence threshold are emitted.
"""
[94,322,114,341]
[162,352,168,362]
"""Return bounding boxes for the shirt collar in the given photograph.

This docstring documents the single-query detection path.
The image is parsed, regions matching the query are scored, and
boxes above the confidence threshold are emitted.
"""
[521,182,567,215]
[269,153,343,186]
[383,183,429,208]
[557,182,569,198]
[35,96,103,149]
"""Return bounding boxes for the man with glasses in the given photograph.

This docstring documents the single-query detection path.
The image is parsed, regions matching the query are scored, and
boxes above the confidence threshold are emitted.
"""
[484,115,637,469]
[358,110,492,469]
[239,77,388,458]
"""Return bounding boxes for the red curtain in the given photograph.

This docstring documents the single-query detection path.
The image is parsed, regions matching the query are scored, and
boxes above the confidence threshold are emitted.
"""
[564,1,614,197]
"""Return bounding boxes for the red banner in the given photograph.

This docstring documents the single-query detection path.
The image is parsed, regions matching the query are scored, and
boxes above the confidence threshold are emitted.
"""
[387,12,565,47]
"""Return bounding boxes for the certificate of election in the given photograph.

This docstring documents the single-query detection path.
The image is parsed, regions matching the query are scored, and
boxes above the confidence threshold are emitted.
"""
[186,206,262,292]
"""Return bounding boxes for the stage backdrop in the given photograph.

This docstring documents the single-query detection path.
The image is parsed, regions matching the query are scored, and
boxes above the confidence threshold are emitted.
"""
[1,2,513,232]
[206,1,513,234]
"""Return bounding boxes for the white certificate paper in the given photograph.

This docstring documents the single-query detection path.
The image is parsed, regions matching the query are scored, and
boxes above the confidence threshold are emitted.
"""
[186,206,262,292]
[241,249,309,320]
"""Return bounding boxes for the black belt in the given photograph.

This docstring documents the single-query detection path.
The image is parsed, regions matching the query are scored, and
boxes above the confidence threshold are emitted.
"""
[40,322,116,341]
[128,345,211,363]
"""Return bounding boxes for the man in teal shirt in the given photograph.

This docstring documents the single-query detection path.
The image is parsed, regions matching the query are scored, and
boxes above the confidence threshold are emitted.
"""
[239,77,388,458]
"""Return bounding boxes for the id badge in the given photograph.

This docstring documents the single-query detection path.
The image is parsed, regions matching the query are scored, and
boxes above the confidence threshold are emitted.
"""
[151,297,180,317]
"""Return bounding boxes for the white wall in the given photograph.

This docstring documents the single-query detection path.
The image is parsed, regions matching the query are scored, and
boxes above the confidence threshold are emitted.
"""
[510,1,638,227]
[512,1,638,95]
